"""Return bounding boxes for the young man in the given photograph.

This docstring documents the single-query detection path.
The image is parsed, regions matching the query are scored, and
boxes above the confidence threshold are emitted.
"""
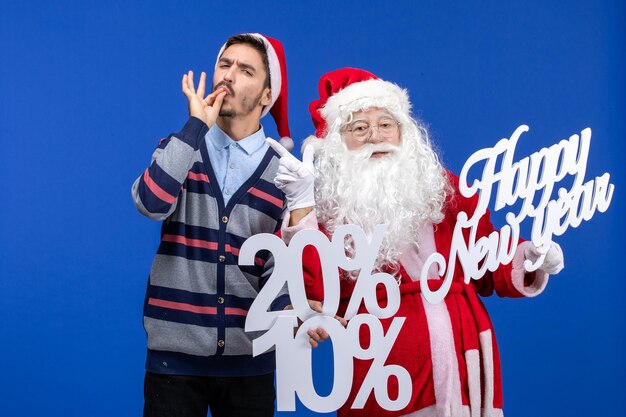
[132,33,292,417]
[270,68,565,417]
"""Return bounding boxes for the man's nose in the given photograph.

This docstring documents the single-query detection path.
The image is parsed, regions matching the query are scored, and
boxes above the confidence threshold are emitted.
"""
[223,66,234,83]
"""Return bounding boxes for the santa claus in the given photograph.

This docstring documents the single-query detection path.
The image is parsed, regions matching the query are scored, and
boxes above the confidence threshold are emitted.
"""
[267,68,564,417]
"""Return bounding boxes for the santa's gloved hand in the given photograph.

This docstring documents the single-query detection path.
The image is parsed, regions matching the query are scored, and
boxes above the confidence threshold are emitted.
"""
[524,242,564,275]
[266,138,316,210]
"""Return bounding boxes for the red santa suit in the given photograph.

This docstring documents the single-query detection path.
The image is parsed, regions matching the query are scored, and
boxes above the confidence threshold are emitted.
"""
[274,68,559,417]
[283,173,549,417]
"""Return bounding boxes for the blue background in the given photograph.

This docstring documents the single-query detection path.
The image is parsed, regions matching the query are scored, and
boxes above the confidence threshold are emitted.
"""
[1,1,624,416]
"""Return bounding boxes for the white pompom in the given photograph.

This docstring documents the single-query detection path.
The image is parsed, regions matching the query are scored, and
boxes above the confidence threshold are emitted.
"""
[301,135,325,154]
[279,136,294,151]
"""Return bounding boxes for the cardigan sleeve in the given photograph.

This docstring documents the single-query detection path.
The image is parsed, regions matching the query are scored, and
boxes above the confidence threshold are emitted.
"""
[131,117,208,220]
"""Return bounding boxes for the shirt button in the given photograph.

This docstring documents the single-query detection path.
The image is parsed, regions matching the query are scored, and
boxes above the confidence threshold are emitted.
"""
[217,296,224,304]
[224,188,231,195]
[218,255,226,262]
[222,215,229,223]
[217,340,225,348]
[229,163,235,169]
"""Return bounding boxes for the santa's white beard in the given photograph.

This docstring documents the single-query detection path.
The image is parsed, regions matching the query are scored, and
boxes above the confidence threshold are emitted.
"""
[315,134,447,277]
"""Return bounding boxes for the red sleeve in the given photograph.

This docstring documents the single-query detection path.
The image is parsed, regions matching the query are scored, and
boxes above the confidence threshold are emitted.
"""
[301,244,325,302]
[300,229,356,310]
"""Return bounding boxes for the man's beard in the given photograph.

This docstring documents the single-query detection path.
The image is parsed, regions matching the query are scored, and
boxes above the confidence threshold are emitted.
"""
[214,83,264,118]
[315,129,448,277]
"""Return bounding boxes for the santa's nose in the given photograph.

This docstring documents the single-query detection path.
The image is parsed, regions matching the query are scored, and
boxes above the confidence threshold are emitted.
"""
[367,126,384,143]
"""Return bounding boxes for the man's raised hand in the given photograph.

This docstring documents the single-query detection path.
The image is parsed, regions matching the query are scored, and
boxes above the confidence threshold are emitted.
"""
[181,70,227,128]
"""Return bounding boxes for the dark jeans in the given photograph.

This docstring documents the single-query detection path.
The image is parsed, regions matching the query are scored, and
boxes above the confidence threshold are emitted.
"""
[143,371,275,417]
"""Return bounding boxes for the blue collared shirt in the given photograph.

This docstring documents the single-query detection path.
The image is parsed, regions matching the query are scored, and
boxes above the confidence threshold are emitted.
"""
[205,123,269,205]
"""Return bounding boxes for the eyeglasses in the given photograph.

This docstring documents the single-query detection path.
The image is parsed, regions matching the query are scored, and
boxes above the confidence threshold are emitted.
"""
[344,118,400,141]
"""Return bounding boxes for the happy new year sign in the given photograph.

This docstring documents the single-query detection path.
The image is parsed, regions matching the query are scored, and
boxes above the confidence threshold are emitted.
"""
[239,125,614,412]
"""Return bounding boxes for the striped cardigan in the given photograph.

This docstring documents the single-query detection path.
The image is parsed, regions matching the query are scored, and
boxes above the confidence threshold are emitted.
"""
[132,117,289,377]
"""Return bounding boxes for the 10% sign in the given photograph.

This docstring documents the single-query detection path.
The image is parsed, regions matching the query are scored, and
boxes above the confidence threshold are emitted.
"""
[239,224,412,412]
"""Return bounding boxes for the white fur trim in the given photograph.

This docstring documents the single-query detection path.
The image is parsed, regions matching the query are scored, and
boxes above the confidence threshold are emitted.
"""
[422,295,463,417]
[250,33,281,117]
[401,404,470,417]
[280,209,318,245]
[320,78,411,129]
[401,405,503,417]
[465,349,482,417]
[479,330,495,416]
[400,223,439,281]
[511,241,550,297]
[215,33,281,117]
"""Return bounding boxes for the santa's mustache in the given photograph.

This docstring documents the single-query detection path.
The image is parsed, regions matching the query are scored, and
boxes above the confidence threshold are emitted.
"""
[351,143,400,160]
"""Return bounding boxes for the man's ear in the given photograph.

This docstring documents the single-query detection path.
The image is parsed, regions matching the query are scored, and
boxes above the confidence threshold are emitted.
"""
[260,87,272,107]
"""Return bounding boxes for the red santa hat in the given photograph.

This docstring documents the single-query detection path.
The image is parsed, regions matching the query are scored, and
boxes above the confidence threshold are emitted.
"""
[216,33,293,150]
[308,67,411,140]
